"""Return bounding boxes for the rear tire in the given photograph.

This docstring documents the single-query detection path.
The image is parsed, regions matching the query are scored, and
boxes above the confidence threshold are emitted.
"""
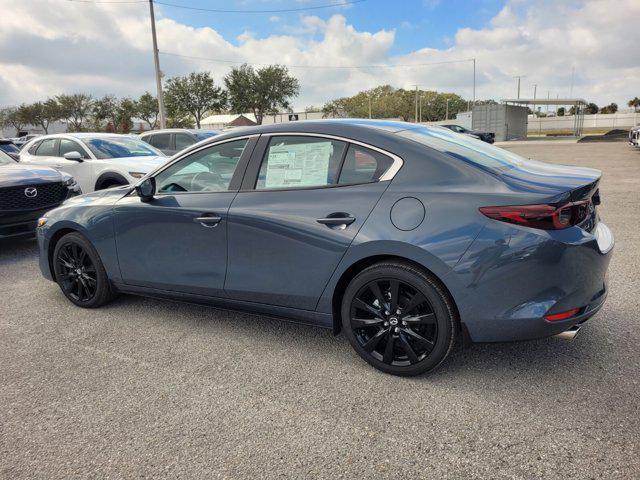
[52,232,115,308]
[341,261,458,376]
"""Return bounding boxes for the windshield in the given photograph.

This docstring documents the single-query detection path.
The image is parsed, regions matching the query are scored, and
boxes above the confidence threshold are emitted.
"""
[85,136,163,159]
[193,131,219,141]
[0,150,15,165]
[0,143,20,154]
[397,126,526,171]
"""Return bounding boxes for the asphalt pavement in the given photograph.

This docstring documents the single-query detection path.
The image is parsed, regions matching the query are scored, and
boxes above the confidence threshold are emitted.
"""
[1,141,638,479]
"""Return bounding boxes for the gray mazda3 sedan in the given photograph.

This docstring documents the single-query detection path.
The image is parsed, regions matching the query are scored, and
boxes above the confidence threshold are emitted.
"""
[36,120,613,376]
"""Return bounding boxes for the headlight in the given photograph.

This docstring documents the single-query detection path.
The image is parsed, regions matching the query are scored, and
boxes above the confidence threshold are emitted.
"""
[129,172,147,179]
[63,176,77,186]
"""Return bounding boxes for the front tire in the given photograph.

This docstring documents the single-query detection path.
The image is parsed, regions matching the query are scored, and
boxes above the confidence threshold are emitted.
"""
[341,261,458,376]
[52,232,115,308]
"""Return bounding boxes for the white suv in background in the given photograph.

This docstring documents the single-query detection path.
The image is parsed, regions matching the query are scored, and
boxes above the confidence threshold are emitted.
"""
[19,133,168,192]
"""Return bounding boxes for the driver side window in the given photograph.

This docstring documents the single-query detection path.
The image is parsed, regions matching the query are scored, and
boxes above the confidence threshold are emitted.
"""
[155,139,248,193]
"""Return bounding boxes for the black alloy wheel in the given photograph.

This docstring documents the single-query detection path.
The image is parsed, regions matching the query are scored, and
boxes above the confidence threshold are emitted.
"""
[342,261,458,376]
[53,232,115,308]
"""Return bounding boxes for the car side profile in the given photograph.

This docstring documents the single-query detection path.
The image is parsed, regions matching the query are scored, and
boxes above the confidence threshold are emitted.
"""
[37,120,613,376]
[140,128,220,156]
[0,149,80,239]
[19,133,167,193]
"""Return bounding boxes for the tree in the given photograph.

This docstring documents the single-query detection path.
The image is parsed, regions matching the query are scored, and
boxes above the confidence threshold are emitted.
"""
[600,102,618,114]
[165,72,226,128]
[92,95,119,131]
[628,97,640,112]
[585,102,599,114]
[0,106,29,134]
[56,93,93,131]
[136,92,159,130]
[557,107,565,116]
[225,64,300,124]
[321,85,467,122]
[115,98,137,133]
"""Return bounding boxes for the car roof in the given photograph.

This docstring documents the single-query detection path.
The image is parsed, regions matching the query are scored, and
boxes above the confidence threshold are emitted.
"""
[140,128,219,135]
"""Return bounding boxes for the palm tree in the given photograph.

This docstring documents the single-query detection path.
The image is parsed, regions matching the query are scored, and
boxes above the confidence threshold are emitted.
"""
[628,97,640,112]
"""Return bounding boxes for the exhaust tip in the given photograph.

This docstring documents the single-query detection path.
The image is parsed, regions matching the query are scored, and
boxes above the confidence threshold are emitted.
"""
[554,325,581,340]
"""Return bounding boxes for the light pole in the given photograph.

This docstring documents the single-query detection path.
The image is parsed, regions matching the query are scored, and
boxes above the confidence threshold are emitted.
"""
[414,85,419,123]
[149,0,166,129]
[514,75,526,99]
[532,84,537,116]
[445,98,450,121]
[368,95,372,119]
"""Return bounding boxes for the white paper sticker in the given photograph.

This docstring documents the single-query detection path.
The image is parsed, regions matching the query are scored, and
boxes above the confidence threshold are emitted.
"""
[265,141,333,188]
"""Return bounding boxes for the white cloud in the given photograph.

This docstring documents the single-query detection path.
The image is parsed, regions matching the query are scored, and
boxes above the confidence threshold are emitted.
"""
[0,0,639,110]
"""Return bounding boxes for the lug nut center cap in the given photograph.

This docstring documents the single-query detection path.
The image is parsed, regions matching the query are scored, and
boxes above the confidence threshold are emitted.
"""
[389,317,398,326]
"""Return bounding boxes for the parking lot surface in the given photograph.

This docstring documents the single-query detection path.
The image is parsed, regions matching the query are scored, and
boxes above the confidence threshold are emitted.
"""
[1,142,639,479]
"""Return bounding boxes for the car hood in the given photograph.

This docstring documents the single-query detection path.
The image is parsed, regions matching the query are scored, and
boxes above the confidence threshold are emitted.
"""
[0,163,64,188]
[59,184,131,208]
[108,155,168,173]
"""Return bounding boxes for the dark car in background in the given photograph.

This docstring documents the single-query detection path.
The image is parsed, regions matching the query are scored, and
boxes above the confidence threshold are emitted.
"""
[37,120,612,376]
[0,139,21,161]
[140,128,220,156]
[0,149,81,239]
[441,124,495,143]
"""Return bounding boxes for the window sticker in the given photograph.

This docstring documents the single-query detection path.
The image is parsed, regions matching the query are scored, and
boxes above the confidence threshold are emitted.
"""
[265,141,333,188]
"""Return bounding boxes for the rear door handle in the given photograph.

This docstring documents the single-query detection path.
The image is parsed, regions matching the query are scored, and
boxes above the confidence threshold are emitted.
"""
[194,215,222,227]
[316,214,356,229]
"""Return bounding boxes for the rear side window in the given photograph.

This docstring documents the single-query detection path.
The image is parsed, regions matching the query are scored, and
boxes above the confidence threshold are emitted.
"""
[256,136,346,190]
[338,145,394,185]
[28,141,42,154]
[35,139,58,156]
[175,133,195,151]
[148,133,171,150]
[59,139,88,158]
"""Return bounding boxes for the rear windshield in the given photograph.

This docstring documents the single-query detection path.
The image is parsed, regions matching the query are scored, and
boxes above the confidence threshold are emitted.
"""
[397,126,527,171]
[85,137,162,159]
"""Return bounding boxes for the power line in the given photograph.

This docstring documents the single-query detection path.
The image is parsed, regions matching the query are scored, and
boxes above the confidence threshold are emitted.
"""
[154,0,366,13]
[64,0,367,11]
[159,51,475,70]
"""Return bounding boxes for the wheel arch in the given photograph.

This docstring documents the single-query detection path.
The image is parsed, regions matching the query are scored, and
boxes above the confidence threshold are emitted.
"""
[47,226,83,280]
[329,252,462,337]
[94,171,129,190]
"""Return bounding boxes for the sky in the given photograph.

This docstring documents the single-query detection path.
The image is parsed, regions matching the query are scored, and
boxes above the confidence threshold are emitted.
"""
[0,0,639,111]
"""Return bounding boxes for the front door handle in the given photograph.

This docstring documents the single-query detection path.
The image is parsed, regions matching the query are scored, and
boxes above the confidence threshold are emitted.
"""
[194,215,222,227]
[316,214,356,229]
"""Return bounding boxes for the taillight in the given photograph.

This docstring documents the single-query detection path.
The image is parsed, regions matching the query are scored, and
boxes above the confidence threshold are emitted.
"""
[545,308,581,321]
[479,200,591,230]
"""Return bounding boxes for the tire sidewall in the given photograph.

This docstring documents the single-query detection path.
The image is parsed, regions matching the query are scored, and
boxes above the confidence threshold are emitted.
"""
[341,263,456,376]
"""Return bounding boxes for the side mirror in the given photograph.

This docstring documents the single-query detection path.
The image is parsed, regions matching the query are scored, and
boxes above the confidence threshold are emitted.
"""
[135,176,156,202]
[63,151,83,162]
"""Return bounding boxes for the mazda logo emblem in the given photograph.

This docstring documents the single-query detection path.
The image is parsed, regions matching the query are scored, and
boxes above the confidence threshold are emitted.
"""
[24,187,38,198]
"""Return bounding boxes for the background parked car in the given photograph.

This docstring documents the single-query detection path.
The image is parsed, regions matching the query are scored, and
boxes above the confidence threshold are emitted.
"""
[0,149,80,239]
[0,139,21,161]
[11,134,42,149]
[629,125,640,147]
[140,129,220,155]
[440,124,495,143]
[19,133,167,193]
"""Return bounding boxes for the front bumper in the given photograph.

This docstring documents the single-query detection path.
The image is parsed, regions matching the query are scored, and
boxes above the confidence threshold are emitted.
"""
[0,207,52,239]
[450,221,614,342]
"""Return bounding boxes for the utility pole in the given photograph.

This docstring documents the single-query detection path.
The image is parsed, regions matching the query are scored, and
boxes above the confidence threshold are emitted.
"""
[368,95,372,119]
[514,75,525,99]
[472,57,476,108]
[149,0,166,129]
[569,66,575,97]
[414,85,419,123]
[445,98,450,120]
[419,95,423,123]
